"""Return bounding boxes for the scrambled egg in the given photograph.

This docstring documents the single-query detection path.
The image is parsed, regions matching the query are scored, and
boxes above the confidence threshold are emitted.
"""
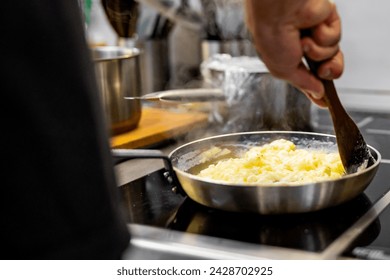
[197,139,345,185]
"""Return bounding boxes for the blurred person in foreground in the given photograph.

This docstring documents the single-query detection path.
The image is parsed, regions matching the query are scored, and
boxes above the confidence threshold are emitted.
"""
[1,1,129,259]
[245,0,344,107]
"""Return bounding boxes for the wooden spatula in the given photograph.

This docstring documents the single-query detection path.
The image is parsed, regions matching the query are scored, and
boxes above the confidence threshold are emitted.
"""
[304,58,375,173]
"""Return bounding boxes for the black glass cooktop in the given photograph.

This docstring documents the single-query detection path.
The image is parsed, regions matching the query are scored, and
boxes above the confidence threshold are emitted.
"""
[119,110,390,259]
[119,165,390,258]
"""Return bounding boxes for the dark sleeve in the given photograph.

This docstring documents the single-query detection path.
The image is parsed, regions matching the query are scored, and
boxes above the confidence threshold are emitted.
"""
[1,1,130,259]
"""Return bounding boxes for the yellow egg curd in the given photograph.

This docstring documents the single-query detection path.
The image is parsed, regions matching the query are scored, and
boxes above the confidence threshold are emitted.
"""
[197,139,345,185]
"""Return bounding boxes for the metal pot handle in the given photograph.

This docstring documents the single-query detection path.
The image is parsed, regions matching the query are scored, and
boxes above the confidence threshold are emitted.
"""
[111,149,184,195]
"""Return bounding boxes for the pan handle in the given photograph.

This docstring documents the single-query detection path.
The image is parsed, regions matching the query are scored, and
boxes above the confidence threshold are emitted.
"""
[111,149,184,195]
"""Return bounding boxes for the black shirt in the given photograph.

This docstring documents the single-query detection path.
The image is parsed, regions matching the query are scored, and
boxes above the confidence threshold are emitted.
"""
[1,1,130,259]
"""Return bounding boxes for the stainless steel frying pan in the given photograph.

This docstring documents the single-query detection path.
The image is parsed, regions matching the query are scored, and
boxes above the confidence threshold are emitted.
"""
[113,131,381,214]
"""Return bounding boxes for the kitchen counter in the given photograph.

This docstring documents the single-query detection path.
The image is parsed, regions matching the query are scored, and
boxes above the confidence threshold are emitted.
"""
[114,106,390,260]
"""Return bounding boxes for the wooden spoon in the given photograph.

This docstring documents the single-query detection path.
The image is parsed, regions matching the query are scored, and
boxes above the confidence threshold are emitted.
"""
[304,58,375,173]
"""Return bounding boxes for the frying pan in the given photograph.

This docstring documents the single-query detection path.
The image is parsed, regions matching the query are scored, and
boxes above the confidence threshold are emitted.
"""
[113,131,381,214]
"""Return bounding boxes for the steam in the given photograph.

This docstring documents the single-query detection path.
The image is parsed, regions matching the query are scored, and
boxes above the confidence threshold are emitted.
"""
[200,0,248,40]
[182,55,313,143]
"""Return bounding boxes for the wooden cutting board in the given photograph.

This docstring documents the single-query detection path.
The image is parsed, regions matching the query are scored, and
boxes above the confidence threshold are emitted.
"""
[110,107,208,149]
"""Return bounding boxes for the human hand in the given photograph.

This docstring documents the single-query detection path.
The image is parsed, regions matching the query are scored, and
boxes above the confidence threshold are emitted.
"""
[245,0,343,107]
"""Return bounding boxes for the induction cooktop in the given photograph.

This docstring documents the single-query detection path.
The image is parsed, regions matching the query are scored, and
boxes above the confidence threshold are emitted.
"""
[119,110,390,259]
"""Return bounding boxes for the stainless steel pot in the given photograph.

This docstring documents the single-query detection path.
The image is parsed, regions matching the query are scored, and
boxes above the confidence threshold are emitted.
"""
[200,55,313,133]
[92,46,142,135]
[113,131,381,214]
